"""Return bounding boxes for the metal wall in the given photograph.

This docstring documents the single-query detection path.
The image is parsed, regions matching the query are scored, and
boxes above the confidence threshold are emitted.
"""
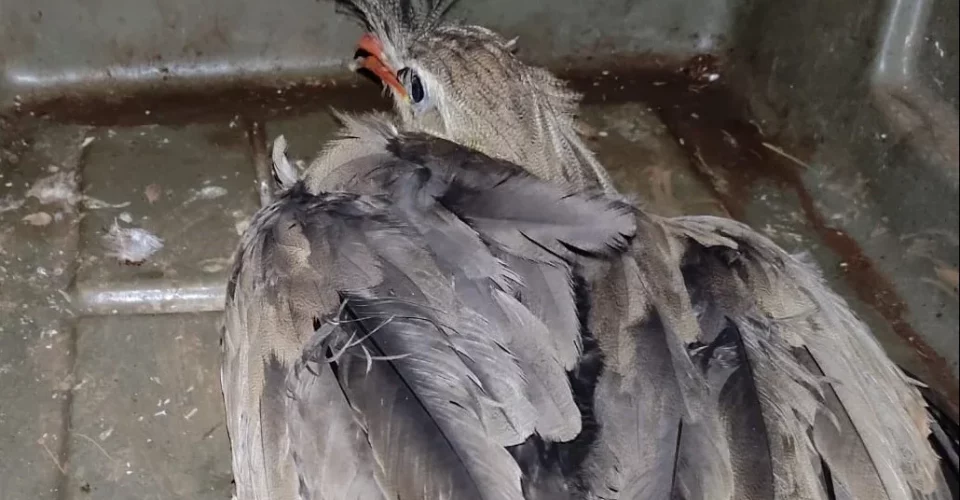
[0,0,737,106]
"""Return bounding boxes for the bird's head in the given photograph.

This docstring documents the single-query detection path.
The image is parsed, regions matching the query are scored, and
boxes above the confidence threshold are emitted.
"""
[337,0,615,192]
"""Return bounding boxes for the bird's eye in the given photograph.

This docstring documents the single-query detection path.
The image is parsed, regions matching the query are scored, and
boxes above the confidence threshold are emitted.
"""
[397,67,426,104]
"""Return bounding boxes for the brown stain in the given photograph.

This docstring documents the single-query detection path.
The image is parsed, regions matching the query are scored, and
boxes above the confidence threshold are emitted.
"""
[5,78,389,128]
[566,57,959,418]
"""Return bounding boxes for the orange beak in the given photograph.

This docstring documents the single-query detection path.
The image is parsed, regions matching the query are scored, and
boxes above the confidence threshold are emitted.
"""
[354,33,408,100]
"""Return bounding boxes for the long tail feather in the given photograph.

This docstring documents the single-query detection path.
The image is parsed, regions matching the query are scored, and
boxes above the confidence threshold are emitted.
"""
[664,215,950,500]
[336,294,525,500]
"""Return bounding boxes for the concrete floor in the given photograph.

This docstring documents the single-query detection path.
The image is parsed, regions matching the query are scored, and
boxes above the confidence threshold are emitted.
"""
[0,72,957,499]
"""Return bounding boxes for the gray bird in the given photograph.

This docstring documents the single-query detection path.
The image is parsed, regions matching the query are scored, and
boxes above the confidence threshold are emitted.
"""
[221,1,958,499]
[332,0,958,499]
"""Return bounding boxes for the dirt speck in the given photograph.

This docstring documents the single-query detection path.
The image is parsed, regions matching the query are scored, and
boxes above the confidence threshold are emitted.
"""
[144,184,162,204]
[23,212,53,226]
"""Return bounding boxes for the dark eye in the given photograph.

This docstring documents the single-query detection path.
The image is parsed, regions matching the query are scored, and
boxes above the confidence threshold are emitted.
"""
[398,67,425,104]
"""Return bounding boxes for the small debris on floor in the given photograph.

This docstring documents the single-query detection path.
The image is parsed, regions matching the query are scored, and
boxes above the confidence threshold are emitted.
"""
[186,185,228,204]
[271,135,298,189]
[22,212,53,226]
[83,197,132,210]
[98,426,114,441]
[761,142,812,170]
[199,257,232,274]
[26,171,79,206]
[0,195,25,213]
[144,183,162,204]
[102,219,164,265]
[231,210,251,235]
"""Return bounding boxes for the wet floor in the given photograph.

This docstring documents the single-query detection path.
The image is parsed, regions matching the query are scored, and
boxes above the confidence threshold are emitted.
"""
[1,62,957,499]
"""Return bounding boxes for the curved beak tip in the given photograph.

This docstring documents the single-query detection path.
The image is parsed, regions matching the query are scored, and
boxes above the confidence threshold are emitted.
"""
[352,33,408,100]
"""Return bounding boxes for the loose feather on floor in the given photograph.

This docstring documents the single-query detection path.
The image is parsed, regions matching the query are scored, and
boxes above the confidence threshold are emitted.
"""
[102,218,164,265]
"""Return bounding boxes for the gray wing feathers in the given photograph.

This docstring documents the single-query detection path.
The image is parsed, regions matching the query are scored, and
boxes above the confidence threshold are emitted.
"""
[373,162,581,444]
[665,214,946,499]
[227,110,948,500]
[376,131,638,443]
[502,256,580,370]
[578,209,947,500]
[385,133,635,264]
[581,255,683,500]
[227,189,527,500]
[493,289,582,441]
[224,120,638,499]
[799,348,891,500]
[335,294,525,500]
[223,193,392,500]
[283,355,386,500]
[682,248,823,499]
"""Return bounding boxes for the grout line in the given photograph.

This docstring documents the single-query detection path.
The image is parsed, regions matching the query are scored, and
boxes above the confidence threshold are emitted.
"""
[57,127,94,500]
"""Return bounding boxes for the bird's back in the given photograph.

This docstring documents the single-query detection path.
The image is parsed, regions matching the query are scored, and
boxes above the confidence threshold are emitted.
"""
[221,116,637,500]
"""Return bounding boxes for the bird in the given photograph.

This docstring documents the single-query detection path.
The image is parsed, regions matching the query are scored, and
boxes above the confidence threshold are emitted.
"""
[221,1,959,499]
[333,0,960,497]
[336,2,960,498]
[222,111,638,499]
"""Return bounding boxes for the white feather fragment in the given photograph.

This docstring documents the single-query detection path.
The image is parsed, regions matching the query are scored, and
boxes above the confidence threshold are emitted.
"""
[182,185,229,205]
[271,135,298,190]
[26,171,79,206]
[197,186,228,199]
[102,219,164,264]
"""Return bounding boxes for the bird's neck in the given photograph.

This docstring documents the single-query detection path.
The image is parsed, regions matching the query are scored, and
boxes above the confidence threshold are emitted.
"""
[508,107,616,195]
[549,125,617,195]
